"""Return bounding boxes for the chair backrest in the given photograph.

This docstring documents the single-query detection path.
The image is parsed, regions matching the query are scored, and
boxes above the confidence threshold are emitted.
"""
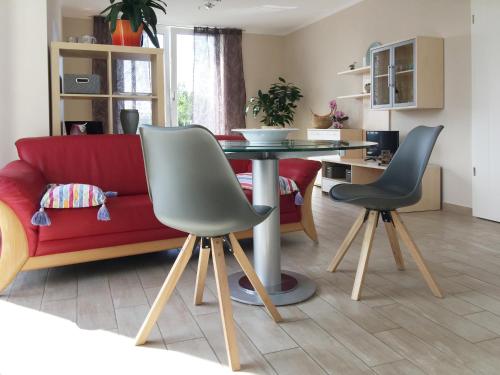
[139,125,254,231]
[374,126,443,199]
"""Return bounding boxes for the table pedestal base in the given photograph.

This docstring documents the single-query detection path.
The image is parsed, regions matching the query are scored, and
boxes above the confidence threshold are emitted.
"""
[228,271,316,306]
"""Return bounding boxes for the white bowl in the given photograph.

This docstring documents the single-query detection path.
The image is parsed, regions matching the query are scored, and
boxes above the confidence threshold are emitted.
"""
[232,128,298,142]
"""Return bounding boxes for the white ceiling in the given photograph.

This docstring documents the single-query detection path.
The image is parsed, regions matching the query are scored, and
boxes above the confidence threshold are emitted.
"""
[61,0,363,35]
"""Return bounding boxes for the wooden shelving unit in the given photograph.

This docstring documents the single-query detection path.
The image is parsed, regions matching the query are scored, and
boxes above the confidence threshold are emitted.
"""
[50,42,165,136]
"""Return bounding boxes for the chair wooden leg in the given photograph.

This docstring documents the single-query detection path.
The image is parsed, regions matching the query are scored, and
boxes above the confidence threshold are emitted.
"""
[327,209,367,272]
[351,210,379,301]
[383,219,405,271]
[391,211,443,298]
[135,235,197,345]
[194,238,211,305]
[211,237,240,371]
[228,233,282,323]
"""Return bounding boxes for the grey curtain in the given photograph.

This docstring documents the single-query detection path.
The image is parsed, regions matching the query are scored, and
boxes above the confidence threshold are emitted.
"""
[193,27,246,134]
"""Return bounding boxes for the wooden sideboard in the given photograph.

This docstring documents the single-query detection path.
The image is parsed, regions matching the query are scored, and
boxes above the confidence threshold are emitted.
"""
[307,128,442,212]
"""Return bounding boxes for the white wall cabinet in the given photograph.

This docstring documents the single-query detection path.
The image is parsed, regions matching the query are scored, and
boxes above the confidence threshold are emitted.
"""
[371,37,443,110]
[471,0,500,222]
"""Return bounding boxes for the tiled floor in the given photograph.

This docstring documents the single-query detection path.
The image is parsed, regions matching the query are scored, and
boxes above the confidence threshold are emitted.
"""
[2,187,500,374]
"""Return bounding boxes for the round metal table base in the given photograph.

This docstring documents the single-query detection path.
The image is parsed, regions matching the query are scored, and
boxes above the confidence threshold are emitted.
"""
[228,271,317,306]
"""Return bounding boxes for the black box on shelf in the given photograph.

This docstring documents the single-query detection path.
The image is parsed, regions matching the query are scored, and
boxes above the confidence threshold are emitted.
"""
[64,121,104,135]
[324,163,350,180]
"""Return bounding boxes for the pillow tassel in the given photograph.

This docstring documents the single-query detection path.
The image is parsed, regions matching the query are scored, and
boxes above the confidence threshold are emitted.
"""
[294,191,304,206]
[97,203,111,221]
[31,207,51,226]
[104,191,118,198]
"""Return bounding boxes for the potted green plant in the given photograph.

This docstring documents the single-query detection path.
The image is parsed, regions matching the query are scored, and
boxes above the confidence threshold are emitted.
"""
[246,77,303,127]
[235,78,303,142]
[101,0,167,48]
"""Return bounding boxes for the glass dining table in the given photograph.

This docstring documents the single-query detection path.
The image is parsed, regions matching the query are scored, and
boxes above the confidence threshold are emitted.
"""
[219,139,375,306]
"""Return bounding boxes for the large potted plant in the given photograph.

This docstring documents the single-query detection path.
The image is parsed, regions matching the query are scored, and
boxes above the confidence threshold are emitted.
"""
[236,78,303,142]
[101,0,167,48]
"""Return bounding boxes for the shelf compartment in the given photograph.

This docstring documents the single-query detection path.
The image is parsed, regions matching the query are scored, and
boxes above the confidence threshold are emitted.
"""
[337,66,370,76]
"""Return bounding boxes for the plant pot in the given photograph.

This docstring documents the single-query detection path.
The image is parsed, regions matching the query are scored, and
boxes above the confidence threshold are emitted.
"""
[120,109,139,134]
[112,20,143,47]
[232,128,298,142]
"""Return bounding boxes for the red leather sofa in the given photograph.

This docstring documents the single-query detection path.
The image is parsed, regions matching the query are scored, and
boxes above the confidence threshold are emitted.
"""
[0,134,321,292]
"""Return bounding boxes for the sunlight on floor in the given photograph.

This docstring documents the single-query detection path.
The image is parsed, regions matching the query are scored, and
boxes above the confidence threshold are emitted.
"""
[0,300,244,375]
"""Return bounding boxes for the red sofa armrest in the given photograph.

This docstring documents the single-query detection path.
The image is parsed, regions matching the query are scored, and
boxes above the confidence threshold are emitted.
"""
[0,160,47,257]
[278,159,322,192]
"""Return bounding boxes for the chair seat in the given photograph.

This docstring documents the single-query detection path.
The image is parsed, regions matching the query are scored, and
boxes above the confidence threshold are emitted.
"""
[330,183,417,210]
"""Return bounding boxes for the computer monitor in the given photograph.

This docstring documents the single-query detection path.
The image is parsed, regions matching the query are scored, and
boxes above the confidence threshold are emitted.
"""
[365,131,399,160]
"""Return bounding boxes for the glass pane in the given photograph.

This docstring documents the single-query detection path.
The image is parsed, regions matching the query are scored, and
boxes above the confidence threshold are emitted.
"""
[394,42,414,104]
[372,49,390,106]
[394,42,414,72]
[176,34,194,126]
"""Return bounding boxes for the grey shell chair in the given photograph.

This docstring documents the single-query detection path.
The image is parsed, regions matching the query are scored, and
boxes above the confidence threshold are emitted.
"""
[135,125,282,371]
[327,126,444,301]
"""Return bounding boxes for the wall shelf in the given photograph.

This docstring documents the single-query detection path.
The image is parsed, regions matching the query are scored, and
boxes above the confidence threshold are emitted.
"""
[337,93,371,100]
[370,37,443,109]
[337,66,370,76]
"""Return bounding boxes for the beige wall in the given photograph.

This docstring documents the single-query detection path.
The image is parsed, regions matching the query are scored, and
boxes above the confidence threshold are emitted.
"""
[242,33,285,128]
[284,0,471,207]
[0,0,53,167]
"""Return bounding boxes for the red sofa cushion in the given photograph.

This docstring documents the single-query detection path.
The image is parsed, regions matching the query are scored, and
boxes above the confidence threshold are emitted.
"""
[16,135,148,196]
[38,194,164,243]
[36,194,185,256]
[36,228,185,257]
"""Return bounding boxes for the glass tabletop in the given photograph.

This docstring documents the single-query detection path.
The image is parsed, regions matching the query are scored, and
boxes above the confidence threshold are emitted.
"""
[219,139,376,160]
[219,139,375,152]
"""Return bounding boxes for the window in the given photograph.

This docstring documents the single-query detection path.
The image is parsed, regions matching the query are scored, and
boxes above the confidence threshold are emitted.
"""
[170,28,194,127]
[119,34,165,127]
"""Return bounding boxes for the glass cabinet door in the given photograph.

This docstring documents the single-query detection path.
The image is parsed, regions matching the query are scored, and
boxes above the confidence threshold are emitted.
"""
[371,47,391,108]
[393,40,415,106]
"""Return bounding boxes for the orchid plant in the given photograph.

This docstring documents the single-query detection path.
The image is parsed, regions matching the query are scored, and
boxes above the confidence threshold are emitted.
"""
[329,100,349,129]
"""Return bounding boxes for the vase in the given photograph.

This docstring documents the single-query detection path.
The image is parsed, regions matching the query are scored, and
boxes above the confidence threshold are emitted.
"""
[120,109,139,134]
[112,20,143,47]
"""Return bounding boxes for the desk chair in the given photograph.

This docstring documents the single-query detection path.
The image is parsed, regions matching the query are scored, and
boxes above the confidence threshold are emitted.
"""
[328,125,444,301]
[135,125,282,371]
